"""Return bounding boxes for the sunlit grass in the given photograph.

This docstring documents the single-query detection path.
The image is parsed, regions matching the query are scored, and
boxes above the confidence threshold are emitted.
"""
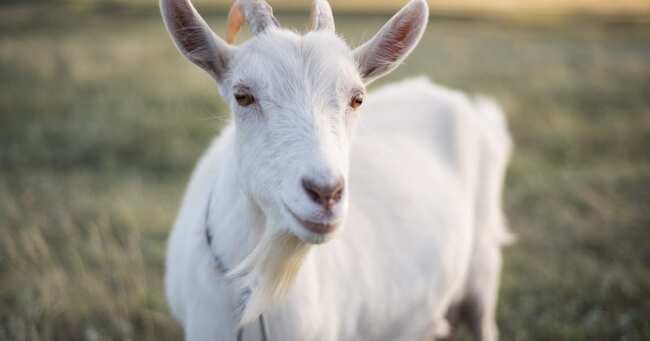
[1,5,649,340]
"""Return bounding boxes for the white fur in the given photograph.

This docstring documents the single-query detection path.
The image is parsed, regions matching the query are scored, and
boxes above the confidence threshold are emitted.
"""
[161,1,512,340]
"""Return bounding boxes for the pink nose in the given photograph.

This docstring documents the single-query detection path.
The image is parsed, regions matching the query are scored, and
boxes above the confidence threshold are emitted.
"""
[301,177,344,210]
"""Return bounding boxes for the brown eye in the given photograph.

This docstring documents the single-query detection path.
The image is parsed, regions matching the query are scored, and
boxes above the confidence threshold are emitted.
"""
[235,93,254,107]
[350,93,364,109]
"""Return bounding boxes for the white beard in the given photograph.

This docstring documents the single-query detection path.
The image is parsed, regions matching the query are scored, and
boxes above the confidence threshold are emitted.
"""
[227,224,310,325]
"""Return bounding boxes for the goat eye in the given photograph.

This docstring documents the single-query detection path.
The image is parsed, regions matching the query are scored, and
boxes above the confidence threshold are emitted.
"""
[350,93,364,109]
[234,93,254,107]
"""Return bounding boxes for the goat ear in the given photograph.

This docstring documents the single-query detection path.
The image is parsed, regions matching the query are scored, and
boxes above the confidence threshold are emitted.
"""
[353,0,428,84]
[160,0,233,83]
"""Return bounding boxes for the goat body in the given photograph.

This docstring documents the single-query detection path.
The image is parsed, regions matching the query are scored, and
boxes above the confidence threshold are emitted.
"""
[166,77,512,341]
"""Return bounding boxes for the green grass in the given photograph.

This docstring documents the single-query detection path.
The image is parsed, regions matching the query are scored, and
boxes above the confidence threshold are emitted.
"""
[1,4,650,340]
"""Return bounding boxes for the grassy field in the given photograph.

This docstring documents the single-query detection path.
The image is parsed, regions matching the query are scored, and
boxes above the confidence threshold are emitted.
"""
[1,4,650,341]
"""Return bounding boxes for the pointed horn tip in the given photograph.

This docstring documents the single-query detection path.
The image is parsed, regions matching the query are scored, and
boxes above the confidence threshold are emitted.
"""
[311,0,335,31]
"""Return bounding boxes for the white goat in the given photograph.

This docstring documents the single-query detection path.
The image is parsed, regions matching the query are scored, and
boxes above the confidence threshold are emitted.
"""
[161,0,513,340]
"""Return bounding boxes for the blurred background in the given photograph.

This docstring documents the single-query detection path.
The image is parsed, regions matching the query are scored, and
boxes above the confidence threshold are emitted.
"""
[1,0,649,340]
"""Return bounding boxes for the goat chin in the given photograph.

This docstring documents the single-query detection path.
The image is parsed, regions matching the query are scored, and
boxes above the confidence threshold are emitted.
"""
[227,225,310,326]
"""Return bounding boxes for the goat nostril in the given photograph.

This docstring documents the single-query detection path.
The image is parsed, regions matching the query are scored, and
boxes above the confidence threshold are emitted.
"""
[301,177,345,208]
[302,180,321,204]
[332,185,344,202]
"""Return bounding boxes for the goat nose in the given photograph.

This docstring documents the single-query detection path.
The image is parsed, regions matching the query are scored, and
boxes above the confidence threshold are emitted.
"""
[301,177,344,210]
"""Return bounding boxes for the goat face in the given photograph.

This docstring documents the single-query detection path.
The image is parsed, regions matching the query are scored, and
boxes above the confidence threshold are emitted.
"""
[161,0,429,244]
[229,30,361,243]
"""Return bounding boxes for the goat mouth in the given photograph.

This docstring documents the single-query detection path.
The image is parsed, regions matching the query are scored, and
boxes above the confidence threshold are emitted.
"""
[285,207,339,235]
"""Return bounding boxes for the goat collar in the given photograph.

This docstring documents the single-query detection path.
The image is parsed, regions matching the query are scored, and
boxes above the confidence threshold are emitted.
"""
[205,192,269,341]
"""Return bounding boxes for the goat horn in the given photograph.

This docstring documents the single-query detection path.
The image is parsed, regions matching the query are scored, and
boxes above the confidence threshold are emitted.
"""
[226,0,279,44]
[226,1,245,44]
[311,0,335,32]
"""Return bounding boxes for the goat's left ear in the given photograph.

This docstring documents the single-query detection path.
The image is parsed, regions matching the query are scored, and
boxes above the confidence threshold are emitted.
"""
[353,0,428,84]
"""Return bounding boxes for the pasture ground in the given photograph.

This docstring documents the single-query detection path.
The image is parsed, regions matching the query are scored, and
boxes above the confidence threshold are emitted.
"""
[1,4,649,340]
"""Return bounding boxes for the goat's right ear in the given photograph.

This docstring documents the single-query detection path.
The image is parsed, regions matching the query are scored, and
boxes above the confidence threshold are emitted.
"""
[160,0,234,83]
